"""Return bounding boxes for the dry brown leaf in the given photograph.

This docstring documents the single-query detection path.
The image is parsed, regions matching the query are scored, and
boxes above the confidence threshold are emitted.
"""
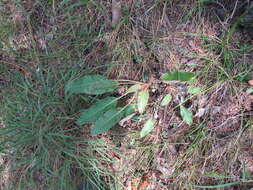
[128,178,151,190]
[137,180,151,190]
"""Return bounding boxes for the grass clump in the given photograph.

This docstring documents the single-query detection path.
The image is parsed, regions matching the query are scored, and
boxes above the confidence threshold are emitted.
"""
[0,69,119,190]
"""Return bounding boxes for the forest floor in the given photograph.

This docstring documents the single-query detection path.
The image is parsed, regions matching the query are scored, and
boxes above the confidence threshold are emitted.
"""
[0,0,253,190]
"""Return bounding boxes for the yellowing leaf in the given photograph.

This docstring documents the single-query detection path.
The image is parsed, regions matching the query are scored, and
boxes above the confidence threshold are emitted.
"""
[126,84,141,94]
[161,94,172,106]
[180,105,193,125]
[137,90,149,114]
[140,119,155,138]
[187,86,201,94]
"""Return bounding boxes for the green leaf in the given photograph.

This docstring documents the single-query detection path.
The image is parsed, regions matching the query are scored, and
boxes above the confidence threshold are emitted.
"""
[234,72,251,82]
[187,86,201,94]
[161,71,195,82]
[192,181,241,189]
[126,84,141,94]
[65,75,118,95]
[76,97,117,125]
[91,108,125,135]
[137,90,149,114]
[140,119,156,138]
[0,41,3,49]
[180,105,193,125]
[161,94,172,106]
[246,87,253,94]
[122,104,136,116]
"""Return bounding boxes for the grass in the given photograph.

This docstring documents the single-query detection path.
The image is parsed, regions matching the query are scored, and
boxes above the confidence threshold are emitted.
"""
[0,1,120,189]
[1,68,120,190]
[1,0,253,189]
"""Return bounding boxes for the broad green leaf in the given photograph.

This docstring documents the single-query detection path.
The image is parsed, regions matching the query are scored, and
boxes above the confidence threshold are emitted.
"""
[123,104,136,116]
[140,119,156,138]
[161,71,195,82]
[187,86,201,94]
[137,90,149,114]
[76,97,117,125]
[180,105,193,125]
[161,94,172,106]
[91,108,125,135]
[65,75,118,95]
[126,84,141,94]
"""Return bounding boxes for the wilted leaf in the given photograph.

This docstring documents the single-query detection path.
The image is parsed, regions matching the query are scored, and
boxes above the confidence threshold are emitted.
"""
[126,84,141,94]
[65,75,118,95]
[76,97,117,125]
[187,86,201,94]
[161,94,172,106]
[180,105,193,125]
[140,119,155,138]
[161,71,195,82]
[137,90,149,114]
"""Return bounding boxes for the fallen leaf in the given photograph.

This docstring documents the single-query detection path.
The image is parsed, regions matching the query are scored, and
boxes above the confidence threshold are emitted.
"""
[137,181,151,190]
[140,119,155,138]
[137,90,149,114]
[180,105,193,125]
[161,94,172,106]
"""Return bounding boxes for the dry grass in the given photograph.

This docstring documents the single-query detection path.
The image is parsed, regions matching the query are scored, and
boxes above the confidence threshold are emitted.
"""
[1,0,253,189]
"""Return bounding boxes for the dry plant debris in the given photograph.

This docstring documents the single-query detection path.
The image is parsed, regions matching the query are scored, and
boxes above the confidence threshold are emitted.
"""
[0,0,253,189]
